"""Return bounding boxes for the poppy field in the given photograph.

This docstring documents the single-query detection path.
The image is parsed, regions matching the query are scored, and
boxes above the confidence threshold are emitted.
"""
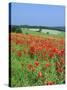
[10,30,65,87]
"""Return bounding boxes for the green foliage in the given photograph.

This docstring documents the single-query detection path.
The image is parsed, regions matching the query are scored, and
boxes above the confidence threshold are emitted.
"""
[25,32,28,35]
[39,28,42,32]
[46,32,49,35]
[11,25,22,33]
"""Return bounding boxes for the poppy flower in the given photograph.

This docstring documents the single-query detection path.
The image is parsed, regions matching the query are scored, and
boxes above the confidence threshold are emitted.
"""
[38,71,42,78]
[60,58,65,64]
[57,48,64,56]
[52,47,58,53]
[48,52,54,58]
[47,81,54,85]
[30,45,35,54]
[17,50,22,57]
[38,46,42,51]
[34,61,40,66]
[45,63,50,68]
[28,64,33,70]
[16,40,24,45]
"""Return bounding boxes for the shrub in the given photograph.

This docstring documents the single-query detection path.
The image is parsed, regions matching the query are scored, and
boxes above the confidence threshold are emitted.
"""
[46,32,49,35]
[11,26,22,33]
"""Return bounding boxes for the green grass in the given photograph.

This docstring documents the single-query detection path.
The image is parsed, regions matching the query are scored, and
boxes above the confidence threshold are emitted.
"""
[21,28,65,38]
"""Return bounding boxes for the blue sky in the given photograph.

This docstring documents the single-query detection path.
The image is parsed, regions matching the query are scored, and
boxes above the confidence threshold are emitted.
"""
[11,3,65,27]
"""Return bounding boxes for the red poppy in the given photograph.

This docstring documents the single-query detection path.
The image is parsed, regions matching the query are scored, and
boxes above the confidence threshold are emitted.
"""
[48,52,54,58]
[17,50,22,57]
[38,46,42,51]
[24,48,27,54]
[30,45,35,54]
[45,63,50,68]
[57,48,64,56]
[38,71,42,78]
[47,81,54,85]
[52,47,58,53]
[34,61,40,66]
[28,64,33,70]
[16,40,24,45]
[60,58,65,63]
[60,48,64,56]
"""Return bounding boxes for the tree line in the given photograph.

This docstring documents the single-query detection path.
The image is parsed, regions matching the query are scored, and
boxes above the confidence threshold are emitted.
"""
[9,25,65,33]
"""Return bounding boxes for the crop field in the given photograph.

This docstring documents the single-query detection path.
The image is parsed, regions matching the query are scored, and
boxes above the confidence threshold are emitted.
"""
[10,29,65,87]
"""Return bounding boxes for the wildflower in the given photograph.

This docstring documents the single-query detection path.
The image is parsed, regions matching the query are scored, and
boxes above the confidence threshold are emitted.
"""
[17,50,22,57]
[45,63,50,68]
[38,46,42,51]
[28,64,33,70]
[47,81,54,85]
[57,48,64,56]
[60,58,65,64]
[48,52,54,58]
[52,47,58,53]
[35,61,40,66]
[30,45,35,54]
[38,71,42,78]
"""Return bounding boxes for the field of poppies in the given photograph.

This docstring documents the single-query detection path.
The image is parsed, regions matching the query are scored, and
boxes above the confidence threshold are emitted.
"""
[10,30,65,87]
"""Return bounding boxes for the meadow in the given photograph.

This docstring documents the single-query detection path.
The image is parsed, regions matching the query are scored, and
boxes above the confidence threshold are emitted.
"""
[10,29,65,87]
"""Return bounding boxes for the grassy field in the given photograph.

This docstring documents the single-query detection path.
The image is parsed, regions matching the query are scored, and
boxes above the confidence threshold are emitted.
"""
[21,28,65,38]
[10,29,65,87]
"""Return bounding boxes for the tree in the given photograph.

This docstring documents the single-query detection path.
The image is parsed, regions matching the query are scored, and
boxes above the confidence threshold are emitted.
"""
[11,25,22,33]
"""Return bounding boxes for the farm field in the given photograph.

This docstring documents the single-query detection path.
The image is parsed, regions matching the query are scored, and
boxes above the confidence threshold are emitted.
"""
[10,29,65,87]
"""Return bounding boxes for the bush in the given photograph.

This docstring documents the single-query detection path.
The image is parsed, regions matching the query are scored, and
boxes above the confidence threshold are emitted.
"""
[11,26,17,32]
[25,32,28,35]
[11,26,22,33]
[46,32,49,35]
[16,28,22,33]
[39,28,42,32]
